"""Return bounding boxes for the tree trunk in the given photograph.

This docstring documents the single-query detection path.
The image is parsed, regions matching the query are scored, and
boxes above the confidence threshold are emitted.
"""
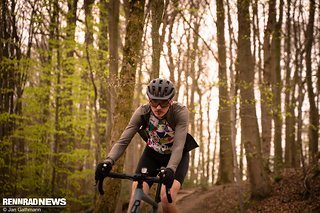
[151,0,164,78]
[216,0,234,184]
[109,0,119,78]
[188,7,200,184]
[212,121,219,183]
[107,0,120,150]
[98,0,109,149]
[293,6,306,169]
[227,0,242,187]
[50,0,59,195]
[83,0,98,208]
[94,0,145,212]
[305,0,319,164]
[167,0,179,99]
[206,87,213,184]
[284,0,296,168]
[237,0,270,199]
[195,57,205,184]
[293,2,306,168]
[261,0,275,171]
[271,0,284,173]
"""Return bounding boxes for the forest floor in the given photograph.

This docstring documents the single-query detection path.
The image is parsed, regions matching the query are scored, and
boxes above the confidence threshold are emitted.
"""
[176,168,320,213]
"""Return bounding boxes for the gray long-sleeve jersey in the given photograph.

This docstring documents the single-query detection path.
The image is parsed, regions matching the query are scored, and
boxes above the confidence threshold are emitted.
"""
[106,102,189,172]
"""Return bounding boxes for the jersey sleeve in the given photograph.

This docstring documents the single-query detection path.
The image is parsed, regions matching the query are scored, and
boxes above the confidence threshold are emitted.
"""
[106,106,143,163]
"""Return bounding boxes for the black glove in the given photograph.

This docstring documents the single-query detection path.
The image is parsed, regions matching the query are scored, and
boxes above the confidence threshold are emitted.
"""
[160,168,175,188]
[95,160,112,181]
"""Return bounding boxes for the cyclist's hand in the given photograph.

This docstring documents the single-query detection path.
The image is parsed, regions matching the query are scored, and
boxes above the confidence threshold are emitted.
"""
[160,168,175,188]
[95,160,112,181]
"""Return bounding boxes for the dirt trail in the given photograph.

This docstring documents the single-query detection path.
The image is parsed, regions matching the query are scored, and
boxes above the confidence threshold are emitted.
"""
[176,183,250,213]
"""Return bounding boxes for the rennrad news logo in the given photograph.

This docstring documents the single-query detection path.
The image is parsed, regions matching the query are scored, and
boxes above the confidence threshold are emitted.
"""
[1,198,66,212]
[2,198,67,206]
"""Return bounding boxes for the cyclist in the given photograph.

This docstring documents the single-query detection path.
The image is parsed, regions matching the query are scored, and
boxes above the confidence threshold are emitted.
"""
[95,78,197,213]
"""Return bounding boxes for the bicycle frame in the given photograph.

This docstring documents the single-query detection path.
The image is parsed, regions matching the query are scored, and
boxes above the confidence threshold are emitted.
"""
[130,177,161,213]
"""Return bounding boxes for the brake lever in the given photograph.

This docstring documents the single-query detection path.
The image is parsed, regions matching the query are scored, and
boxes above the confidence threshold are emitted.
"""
[98,179,105,195]
[158,167,173,203]
[165,186,173,203]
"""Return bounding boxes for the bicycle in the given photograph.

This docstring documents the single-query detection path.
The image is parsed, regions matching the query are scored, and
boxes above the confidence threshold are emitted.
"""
[97,168,172,213]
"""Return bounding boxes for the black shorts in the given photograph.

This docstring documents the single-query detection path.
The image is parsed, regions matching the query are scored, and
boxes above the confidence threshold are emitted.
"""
[135,146,189,187]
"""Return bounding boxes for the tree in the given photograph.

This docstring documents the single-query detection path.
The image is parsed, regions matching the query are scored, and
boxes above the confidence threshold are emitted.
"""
[284,0,297,168]
[271,0,284,173]
[94,0,146,212]
[107,0,120,146]
[292,0,307,170]
[237,0,270,199]
[166,0,180,93]
[188,1,199,185]
[261,0,275,171]
[151,0,164,78]
[305,0,318,164]
[216,0,234,184]
[48,0,60,196]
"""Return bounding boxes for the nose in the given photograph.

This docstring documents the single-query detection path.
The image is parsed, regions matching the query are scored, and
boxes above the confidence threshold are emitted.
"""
[156,104,162,109]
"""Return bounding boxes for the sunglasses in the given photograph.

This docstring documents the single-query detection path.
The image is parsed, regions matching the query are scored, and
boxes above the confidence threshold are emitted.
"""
[149,99,171,108]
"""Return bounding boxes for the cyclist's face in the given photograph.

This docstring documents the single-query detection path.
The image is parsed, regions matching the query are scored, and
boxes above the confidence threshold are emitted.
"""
[149,99,172,119]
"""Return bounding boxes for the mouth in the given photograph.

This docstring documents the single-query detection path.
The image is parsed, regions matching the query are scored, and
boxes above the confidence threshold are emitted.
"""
[154,110,164,115]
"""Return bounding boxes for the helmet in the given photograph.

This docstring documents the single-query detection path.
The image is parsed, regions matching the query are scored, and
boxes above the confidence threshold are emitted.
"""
[146,78,175,100]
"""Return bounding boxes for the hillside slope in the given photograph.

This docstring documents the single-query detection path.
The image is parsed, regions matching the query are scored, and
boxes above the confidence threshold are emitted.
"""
[177,169,320,212]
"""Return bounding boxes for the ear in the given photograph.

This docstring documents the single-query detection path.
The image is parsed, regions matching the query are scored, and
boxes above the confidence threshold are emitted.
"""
[169,99,174,104]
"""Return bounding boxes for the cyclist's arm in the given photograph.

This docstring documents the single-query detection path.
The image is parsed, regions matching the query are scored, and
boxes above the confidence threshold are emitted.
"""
[166,105,189,172]
[106,106,144,164]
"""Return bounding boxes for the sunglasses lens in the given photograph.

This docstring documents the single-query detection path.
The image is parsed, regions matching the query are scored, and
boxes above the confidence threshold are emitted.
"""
[150,100,169,108]
[160,102,169,107]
